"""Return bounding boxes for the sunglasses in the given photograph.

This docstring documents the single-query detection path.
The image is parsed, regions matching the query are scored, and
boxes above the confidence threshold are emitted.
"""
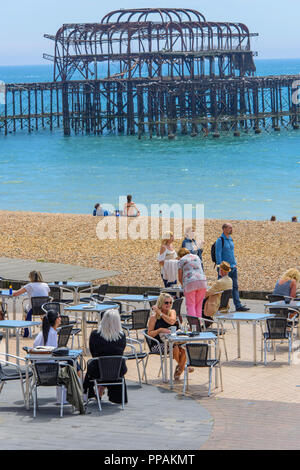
[164,301,172,305]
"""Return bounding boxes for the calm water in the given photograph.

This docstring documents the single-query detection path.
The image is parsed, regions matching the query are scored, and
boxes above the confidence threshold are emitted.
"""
[0,59,299,220]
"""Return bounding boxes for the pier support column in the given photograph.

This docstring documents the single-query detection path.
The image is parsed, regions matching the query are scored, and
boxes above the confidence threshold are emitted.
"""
[62,82,70,136]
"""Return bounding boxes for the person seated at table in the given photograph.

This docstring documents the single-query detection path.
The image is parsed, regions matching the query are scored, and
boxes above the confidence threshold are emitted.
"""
[13,270,50,338]
[33,309,61,347]
[273,268,300,299]
[83,309,128,404]
[203,261,232,318]
[147,292,191,381]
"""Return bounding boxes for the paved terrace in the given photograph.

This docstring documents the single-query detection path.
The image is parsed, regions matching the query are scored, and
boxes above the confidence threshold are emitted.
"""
[0,257,119,283]
[1,298,300,450]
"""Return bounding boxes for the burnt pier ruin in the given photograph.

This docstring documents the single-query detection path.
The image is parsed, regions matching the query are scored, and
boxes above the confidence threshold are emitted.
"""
[1,8,300,137]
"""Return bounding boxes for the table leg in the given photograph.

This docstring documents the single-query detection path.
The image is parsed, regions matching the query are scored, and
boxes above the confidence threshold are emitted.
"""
[169,340,174,389]
[237,322,241,358]
[82,311,87,355]
[253,322,257,365]
[25,359,30,410]
[214,340,218,388]
[5,329,9,355]
[163,338,168,383]
[16,329,20,365]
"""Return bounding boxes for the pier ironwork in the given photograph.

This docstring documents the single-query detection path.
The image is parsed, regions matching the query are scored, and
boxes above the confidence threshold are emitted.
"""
[1,8,300,137]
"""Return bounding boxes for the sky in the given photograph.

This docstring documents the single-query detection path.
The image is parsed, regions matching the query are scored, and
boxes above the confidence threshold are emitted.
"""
[0,0,299,65]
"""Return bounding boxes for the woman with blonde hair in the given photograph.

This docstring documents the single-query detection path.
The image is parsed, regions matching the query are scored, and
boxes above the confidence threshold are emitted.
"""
[147,293,188,381]
[157,231,177,287]
[178,247,207,318]
[13,270,50,337]
[83,309,128,403]
[273,268,300,299]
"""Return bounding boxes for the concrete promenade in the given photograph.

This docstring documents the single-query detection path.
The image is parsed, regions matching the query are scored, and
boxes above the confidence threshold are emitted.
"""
[1,298,300,450]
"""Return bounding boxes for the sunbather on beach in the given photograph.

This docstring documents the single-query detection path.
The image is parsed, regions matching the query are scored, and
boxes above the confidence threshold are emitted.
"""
[123,194,140,217]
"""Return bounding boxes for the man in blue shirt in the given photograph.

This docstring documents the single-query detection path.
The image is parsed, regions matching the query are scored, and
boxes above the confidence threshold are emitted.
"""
[215,223,249,312]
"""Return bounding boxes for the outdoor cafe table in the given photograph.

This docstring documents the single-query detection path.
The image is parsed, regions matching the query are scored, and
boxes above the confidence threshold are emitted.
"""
[265,300,300,338]
[163,331,218,390]
[63,303,119,355]
[161,286,183,298]
[0,320,41,363]
[110,294,159,310]
[48,281,92,304]
[24,349,83,410]
[215,312,275,365]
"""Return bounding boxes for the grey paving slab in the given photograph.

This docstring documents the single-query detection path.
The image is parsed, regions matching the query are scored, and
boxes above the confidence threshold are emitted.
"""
[0,381,212,450]
[0,257,119,282]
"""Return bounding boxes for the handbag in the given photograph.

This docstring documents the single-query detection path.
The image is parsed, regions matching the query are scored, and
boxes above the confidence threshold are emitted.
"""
[52,347,69,357]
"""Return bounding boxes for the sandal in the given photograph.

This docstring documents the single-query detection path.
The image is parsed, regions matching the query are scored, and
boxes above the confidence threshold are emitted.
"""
[188,367,194,373]
[174,365,183,381]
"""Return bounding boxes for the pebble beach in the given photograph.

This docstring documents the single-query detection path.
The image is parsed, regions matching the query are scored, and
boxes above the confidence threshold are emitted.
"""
[0,210,299,291]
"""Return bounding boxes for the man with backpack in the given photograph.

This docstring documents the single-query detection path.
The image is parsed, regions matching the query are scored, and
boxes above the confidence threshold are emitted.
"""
[214,223,249,312]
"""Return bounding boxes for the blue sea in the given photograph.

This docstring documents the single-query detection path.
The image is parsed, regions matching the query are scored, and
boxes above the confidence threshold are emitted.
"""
[0,59,299,220]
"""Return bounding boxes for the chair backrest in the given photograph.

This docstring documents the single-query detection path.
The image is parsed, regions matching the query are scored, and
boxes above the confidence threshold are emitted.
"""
[186,315,201,332]
[0,332,3,342]
[34,362,60,386]
[268,307,290,319]
[131,309,150,330]
[50,286,62,302]
[57,324,73,347]
[60,314,70,326]
[96,356,124,381]
[31,297,51,316]
[173,298,183,318]
[97,284,109,298]
[41,302,62,316]
[100,300,122,315]
[266,294,285,303]
[219,290,231,310]
[143,329,155,352]
[266,318,287,339]
[185,343,209,367]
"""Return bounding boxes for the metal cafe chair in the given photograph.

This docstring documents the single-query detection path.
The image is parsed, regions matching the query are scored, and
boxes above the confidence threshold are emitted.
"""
[142,329,166,379]
[85,356,127,412]
[124,337,148,387]
[262,317,292,365]
[122,309,150,340]
[0,352,33,408]
[32,362,67,418]
[57,324,74,348]
[183,343,223,397]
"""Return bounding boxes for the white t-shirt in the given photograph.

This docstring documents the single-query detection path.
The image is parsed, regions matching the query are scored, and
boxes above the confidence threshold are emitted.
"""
[33,327,58,347]
[24,282,50,298]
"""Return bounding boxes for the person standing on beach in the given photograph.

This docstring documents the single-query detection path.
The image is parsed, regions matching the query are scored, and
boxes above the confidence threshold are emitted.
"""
[215,223,249,312]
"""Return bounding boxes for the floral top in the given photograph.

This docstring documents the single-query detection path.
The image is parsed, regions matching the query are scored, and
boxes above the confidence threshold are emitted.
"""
[178,253,207,293]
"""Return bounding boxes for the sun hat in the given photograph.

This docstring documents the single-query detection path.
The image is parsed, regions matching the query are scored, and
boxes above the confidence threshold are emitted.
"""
[219,261,231,272]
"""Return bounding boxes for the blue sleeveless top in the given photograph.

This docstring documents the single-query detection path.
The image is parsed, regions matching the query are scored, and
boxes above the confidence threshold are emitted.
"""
[273,280,292,296]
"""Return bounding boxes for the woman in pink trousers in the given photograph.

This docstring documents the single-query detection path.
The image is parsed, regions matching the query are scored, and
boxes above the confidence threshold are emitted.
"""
[177,248,207,318]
